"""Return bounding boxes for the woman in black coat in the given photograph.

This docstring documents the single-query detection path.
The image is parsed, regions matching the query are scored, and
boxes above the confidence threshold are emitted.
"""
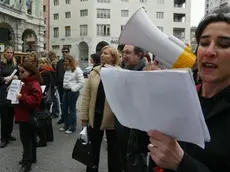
[0,46,18,148]
[36,57,55,147]
[148,13,230,172]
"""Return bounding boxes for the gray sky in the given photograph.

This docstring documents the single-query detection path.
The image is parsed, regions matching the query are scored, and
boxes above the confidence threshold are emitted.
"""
[191,0,205,26]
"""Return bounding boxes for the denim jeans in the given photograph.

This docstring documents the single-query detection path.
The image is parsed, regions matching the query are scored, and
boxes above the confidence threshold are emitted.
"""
[62,90,79,130]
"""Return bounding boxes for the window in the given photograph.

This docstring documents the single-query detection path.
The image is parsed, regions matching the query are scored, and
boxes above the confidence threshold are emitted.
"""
[97,24,110,36]
[65,26,71,37]
[54,13,59,20]
[157,0,164,4]
[44,43,46,50]
[27,1,33,15]
[0,0,9,5]
[65,12,71,18]
[52,45,60,49]
[44,18,46,24]
[156,12,164,19]
[121,25,125,31]
[54,0,59,6]
[140,0,147,2]
[43,5,46,12]
[80,25,88,36]
[80,9,88,17]
[66,0,71,4]
[157,26,163,32]
[97,9,110,18]
[53,27,59,38]
[63,44,72,49]
[80,0,88,1]
[44,31,46,37]
[121,10,129,17]
[97,0,110,3]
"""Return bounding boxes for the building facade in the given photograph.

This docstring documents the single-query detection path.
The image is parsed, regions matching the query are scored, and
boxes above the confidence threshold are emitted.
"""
[43,0,50,51]
[50,0,191,68]
[205,0,229,14]
[0,0,44,52]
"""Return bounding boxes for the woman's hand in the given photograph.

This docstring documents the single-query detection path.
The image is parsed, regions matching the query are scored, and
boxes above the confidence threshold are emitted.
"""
[12,75,18,80]
[16,93,22,100]
[148,130,184,171]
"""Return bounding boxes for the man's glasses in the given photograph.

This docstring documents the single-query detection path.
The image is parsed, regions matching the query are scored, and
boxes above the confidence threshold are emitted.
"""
[62,51,69,54]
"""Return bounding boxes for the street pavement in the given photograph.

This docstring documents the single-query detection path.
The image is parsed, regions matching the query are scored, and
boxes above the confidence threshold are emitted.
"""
[0,89,108,172]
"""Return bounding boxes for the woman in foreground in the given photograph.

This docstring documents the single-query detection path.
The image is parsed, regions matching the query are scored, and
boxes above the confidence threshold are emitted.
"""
[148,13,230,172]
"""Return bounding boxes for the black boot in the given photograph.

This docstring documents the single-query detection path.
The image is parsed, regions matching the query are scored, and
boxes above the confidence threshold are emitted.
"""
[19,159,37,165]
[0,140,9,148]
[17,164,31,172]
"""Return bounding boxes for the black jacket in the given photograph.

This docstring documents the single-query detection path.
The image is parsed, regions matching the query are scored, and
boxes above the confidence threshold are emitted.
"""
[56,58,64,87]
[150,85,230,172]
[115,59,148,172]
[0,58,18,105]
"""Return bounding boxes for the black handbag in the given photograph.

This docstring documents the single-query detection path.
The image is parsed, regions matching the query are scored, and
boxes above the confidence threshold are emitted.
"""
[30,109,49,128]
[72,125,95,168]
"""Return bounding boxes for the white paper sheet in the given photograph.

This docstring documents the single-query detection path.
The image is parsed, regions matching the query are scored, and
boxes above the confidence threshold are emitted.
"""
[6,80,22,104]
[41,85,46,93]
[79,126,88,144]
[5,69,17,84]
[100,68,210,148]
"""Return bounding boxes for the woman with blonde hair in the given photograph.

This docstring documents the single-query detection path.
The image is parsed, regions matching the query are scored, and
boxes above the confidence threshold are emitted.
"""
[80,46,122,172]
[0,46,18,148]
[59,55,84,134]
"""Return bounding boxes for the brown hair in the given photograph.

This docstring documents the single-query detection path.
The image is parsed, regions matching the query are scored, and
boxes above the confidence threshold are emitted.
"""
[20,62,43,84]
[101,46,120,66]
[47,50,57,62]
[64,55,78,72]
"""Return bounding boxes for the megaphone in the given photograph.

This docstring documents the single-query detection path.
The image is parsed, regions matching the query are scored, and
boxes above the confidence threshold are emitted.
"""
[118,7,196,69]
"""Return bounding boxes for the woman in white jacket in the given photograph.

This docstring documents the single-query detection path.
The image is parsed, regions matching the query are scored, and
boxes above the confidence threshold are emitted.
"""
[60,55,84,134]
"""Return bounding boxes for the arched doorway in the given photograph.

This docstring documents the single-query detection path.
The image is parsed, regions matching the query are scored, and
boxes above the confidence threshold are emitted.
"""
[78,41,89,68]
[0,22,15,50]
[96,41,109,53]
[22,29,37,52]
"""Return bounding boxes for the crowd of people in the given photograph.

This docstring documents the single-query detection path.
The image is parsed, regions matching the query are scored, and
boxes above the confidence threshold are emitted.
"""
[0,11,230,172]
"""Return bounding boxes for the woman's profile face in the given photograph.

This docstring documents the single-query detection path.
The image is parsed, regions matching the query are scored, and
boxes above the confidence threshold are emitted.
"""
[197,22,230,84]
[100,48,114,65]
[19,67,30,79]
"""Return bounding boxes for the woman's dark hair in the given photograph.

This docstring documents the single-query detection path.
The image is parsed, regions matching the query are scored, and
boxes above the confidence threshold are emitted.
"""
[195,13,230,44]
[90,53,101,66]
[20,62,43,84]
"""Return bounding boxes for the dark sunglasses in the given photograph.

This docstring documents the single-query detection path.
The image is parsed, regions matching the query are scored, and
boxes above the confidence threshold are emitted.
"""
[62,51,69,53]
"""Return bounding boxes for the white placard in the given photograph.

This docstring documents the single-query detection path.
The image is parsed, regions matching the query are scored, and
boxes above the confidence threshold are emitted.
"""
[6,80,23,104]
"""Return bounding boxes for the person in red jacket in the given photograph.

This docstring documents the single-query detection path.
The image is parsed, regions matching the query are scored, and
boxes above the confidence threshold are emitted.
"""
[15,62,43,172]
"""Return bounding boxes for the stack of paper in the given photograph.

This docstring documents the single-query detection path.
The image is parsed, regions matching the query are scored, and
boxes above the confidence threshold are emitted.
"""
[100,68,210,148]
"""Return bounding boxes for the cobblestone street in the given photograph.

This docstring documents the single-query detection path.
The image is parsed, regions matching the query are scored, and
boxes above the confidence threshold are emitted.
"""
[0,119,108,172]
